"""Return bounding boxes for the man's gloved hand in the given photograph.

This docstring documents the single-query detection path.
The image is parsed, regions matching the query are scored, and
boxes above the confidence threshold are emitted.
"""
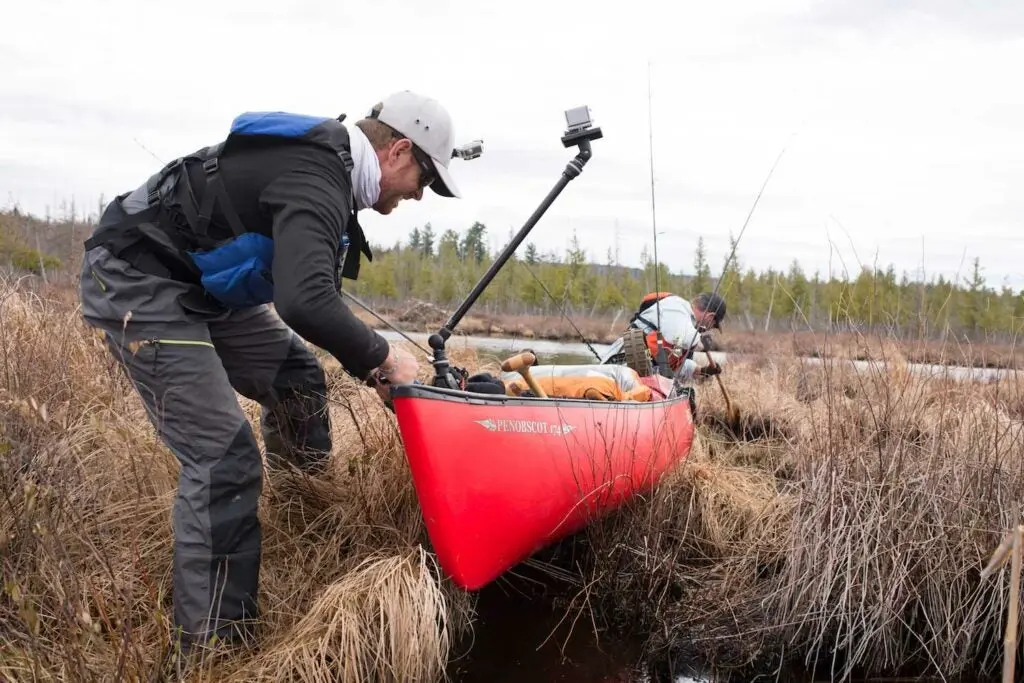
[700,332,715,351]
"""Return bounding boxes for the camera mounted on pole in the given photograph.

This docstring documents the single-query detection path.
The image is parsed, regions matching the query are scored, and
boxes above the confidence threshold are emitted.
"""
[560,106,604,148]
[427,106,603,391]
[452,140,484,160]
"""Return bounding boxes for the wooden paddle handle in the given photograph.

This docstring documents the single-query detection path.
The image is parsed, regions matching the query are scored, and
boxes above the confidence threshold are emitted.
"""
[501,350,538,373]
[521,368,548,399]
[500,350,547,398]
[704,349,733,412]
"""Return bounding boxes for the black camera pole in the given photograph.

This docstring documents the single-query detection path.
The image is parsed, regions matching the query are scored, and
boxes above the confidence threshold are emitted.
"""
[428,111,604,389]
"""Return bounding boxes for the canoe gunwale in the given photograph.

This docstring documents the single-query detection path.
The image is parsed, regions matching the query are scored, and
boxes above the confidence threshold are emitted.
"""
[391,382,697,417]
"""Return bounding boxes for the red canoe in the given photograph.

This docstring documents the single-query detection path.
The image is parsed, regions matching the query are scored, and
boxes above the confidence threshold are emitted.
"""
[391,383,697,590]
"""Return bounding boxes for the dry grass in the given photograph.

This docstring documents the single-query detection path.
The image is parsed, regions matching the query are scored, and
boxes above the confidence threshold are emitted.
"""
[724,327,1022,371]
[238,547,458,683]
[3,275,1024,682]
[0,275,473,683]
[570,350,1024,681]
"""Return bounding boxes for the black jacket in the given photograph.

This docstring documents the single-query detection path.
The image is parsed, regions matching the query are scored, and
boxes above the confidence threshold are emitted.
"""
[183,135,388,379]
[92,131,390,381]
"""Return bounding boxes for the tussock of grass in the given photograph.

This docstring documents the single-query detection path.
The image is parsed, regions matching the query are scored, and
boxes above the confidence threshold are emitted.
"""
[239,547,457,683]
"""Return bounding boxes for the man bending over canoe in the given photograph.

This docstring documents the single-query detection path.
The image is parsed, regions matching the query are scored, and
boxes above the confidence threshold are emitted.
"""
[78,91,464,655]
[602,291,727,381]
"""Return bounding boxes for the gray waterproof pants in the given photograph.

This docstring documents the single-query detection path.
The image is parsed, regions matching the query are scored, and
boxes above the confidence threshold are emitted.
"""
[79,241,332,649]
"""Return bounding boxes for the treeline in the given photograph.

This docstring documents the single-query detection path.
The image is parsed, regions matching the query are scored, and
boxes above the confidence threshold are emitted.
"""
[346,222,1024,341]
[0,209,74,277]
[3,207,1021,340]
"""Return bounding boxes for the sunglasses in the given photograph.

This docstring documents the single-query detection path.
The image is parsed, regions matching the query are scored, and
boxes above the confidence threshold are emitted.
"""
[410,145,437,190]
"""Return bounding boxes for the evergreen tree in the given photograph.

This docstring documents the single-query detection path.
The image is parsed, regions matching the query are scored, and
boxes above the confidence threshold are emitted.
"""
[420,223,435,257]
[524,242,539,265]
[461,222,488,264]
[692,237,711,294]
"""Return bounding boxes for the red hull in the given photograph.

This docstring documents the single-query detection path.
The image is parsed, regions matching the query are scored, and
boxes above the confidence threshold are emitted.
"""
[391,384,697,590]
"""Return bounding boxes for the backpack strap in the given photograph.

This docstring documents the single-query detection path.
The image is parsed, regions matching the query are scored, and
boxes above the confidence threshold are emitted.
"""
[339,210,373,281]
[82,199,159,254]
[194,154,247,239]
[83,194,202,285]
[331,140,372,282]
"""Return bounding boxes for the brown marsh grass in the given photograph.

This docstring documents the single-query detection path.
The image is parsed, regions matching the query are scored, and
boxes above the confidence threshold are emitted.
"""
[572,345,1024,681]
[0,275,473,682]
[2,275,1023,682]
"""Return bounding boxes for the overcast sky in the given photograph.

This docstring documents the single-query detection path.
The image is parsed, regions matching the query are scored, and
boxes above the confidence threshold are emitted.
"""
[3,0,1022,290]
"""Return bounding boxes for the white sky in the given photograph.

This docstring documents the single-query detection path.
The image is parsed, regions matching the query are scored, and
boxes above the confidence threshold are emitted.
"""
[2,0,1022,290]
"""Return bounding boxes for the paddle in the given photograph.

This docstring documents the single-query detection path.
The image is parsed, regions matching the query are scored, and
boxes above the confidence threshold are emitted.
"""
[703,347,739,429]
[500,350,547,399]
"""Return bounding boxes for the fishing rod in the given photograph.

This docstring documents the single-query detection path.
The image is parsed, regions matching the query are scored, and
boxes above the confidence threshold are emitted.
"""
[646,61,675,379]
[339,289,432,357]
[426,105,604,390]
[666,145,788,412]
[682,143,789,355]
[647,60,662,333]
[637,58,789,402]
[516,259,603,361]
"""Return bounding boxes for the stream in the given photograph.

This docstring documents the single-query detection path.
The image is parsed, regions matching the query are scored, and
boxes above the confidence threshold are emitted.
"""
[444,561,992,683]
[378,330,1019,383]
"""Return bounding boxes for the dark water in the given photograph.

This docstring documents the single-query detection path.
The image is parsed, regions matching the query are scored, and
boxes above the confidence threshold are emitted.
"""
[446,580,650,683]
[445,568,1001,683]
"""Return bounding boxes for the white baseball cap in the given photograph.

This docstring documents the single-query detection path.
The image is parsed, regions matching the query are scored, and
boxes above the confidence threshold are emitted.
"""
[370,90,461,199]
